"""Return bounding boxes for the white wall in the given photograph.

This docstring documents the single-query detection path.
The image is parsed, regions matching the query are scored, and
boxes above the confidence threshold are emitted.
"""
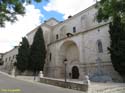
[45,5,112,79]
[27,26,50,46]
[27,18,59,46]
[51,5,106,43]
[45,18,59,26]
[2,46,18,73]
[83,24,110,64]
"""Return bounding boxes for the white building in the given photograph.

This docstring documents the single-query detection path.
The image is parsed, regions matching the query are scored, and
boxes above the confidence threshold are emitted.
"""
[26,5,122,82]
[0,53,3,65]
[2,46,18,74]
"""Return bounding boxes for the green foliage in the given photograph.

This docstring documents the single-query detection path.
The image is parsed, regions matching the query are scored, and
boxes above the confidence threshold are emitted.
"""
[96,0,125,79]
[16,37,30,72]
[108,17,125,75]
[16,27,46,73]
[96,0,125,23]
[0,0,42,27]
[29,27,46,73]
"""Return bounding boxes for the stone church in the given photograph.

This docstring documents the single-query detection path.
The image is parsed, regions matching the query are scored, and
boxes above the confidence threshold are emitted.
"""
[26,4,121,82]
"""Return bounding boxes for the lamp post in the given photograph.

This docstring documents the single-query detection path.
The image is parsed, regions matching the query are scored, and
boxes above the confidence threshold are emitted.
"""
[63,58,67,87]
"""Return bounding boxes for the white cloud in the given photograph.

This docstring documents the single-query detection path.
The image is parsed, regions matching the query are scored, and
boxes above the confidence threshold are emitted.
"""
[0,4,43,53]
[44,0,96,19]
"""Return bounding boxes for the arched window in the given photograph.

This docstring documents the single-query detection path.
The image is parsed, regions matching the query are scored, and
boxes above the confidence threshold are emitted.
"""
[73,27,76,33]
[81,15,87,28]
[5,58,7,62]
[56,34,59,40]
[60,25,67,38]
[97,40,103,53]
[49,53,51,61]
[60,26,66,32]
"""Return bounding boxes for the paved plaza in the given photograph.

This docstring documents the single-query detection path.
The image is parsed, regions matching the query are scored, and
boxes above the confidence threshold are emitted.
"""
[0,71,125,93]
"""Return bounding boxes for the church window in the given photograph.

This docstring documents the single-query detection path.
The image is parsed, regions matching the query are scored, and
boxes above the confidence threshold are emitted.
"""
[56,34,59,40]
[13,55,15,59]
[81,15,86,28]
[98,29,100,32]
[73,27,76,33]
[60,26,67,38]
[49,53,52,61]
[5,58,7,62]
[97,40,103,53]
[9,57,11,61]
[60,26,66,32]
[93,12,98,23]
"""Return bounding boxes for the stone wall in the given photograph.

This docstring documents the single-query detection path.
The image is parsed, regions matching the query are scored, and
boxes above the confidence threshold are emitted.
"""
[40,77,88,92]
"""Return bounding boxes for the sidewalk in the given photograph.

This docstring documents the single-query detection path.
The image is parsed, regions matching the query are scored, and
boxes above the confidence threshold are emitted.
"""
[0,70,13,78]
[0,71,39,83]
[15,75,40,82]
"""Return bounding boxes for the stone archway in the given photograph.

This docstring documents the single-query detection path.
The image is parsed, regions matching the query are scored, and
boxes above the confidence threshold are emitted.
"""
[59,40,80,79]
[72,66,79,79]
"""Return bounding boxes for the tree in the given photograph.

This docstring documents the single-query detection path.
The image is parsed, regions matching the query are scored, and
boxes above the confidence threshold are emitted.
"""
[96,0,125,80]
[0,0,42,27]
[29,27,46,76]
[16,37,30,72]
[108,17,125,80]
[96,0,125,24]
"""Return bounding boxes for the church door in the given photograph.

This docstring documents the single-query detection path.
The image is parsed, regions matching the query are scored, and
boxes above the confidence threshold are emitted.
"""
[72,66,79,79]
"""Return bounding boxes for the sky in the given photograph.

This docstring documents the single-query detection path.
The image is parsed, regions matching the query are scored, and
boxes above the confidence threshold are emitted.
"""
[0,0,96,53]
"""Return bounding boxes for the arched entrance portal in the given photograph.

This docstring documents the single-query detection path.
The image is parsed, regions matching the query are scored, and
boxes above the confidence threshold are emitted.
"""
[72,66,79,79]
[59,40,80,79]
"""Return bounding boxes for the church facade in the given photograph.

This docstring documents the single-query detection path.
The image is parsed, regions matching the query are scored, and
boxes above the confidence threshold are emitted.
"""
[27,5,121,81]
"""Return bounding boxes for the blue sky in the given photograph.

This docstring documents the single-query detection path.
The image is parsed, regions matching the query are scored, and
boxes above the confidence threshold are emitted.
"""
[0,0,95,53]
[32,0,64,22]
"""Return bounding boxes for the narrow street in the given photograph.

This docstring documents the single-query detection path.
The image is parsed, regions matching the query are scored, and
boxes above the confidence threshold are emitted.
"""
[0,73,84,93]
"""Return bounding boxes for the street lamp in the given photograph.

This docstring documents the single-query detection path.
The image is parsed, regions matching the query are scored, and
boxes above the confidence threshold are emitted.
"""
[63,58,67,86]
